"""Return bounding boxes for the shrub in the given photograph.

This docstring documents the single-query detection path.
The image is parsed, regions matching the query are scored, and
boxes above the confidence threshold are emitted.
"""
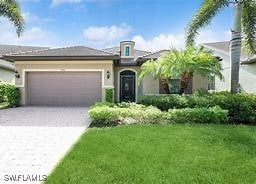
[138,94,187,110]
[89,102,163,126]
[0,85,4,103]
[0,82,20,107]
[164,106,228,124]
[89,103,228,126]
[138,93,256,124]
[105,88,114,103]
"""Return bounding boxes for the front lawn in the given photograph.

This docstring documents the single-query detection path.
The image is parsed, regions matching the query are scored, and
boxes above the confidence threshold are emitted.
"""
[46,124,256,184]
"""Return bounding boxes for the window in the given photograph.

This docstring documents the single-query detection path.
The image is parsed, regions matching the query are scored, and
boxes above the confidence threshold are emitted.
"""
[208,75,215,91]
[125,46,130,56]
[169,79,180,94]
[159,78,180,94]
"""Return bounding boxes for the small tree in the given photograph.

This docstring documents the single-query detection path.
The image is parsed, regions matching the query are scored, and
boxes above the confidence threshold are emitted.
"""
[139,58,171,94]
[139,47,224,95]
[0,0,25,36]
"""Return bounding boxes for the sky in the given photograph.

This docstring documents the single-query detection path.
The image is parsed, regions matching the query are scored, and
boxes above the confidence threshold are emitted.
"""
[0,0,234,51]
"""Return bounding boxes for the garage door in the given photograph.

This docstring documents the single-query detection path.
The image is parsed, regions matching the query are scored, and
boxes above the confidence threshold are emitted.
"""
[27,72,102,106]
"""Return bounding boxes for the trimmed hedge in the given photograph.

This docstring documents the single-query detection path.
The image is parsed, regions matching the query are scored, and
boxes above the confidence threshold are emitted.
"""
[138,92,256,124]
[165,106,228,124]
[0,82,20,107]
[105,88,114,103]
[89,103,228,126]
[89,103,162,126]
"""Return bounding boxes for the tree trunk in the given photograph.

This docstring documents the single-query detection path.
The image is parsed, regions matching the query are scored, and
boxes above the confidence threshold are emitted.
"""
[179,72,193,95]
[230,2,242,94]
[160,78,170,94]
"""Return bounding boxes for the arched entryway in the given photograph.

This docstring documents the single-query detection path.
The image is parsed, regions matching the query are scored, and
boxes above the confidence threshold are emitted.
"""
[119,70,136,102]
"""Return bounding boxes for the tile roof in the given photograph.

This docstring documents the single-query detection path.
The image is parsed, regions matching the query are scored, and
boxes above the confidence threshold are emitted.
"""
[0,44,48,57]
[103,47,151,60]
[141,49,169,59]
[6,46,116,57]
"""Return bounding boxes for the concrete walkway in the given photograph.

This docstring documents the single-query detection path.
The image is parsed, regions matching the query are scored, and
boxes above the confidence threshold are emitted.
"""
[0,107,90,183]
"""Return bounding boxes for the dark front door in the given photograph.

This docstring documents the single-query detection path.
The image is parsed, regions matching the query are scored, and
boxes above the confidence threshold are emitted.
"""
[120,70,136,102]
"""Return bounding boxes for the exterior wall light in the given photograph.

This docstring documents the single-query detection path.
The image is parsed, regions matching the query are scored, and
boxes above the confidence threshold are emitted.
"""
[106,71,111,79]
[15,71,20,79]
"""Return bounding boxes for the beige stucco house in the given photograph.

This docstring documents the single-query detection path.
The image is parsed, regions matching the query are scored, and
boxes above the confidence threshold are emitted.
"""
[202,41,256,93]
[5,41,207,106]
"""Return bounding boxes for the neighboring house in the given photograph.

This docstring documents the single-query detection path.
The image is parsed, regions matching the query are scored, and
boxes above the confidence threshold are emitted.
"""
[0,44,48,83]
[202,41,256,93]
[5,41,207,106]
[0,59,15,83]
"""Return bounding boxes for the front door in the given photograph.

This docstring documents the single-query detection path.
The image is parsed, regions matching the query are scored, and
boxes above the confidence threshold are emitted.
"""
[120,70,136,102]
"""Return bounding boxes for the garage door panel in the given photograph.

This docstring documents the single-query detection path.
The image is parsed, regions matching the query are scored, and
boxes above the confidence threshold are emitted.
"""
[27,72,102,106]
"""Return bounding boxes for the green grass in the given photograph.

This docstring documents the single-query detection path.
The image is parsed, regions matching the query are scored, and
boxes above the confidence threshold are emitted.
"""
[46,124,256,184]
[0,102,9,109]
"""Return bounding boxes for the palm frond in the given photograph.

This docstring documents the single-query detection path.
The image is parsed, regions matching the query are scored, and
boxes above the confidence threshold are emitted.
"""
[185,0,229,47]
[242,0,256,54]
[0,0,25,37]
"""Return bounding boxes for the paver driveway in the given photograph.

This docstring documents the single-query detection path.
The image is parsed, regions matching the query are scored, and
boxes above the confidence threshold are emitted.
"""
[0,107,90,183]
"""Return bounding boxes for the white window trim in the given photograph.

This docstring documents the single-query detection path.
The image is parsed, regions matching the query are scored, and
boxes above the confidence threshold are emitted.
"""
[122,45,133,58]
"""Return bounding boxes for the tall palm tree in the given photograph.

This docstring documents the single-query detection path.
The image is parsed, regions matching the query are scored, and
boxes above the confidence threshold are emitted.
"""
[139,47,223,95]
[0,0,24,36]
[186,0,256,93]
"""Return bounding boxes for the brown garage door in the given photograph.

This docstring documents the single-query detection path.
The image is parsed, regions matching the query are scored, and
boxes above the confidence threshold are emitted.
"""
[27,72,102,106]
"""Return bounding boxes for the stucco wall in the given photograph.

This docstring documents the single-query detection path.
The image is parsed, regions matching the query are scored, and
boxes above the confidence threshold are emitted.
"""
[141,75,159,94]
[208,50,256,93]
[15,60,114,105]
[0,68,14,83]
[114,66,160,102]
[120,41,135,57]
[192,74,208,92]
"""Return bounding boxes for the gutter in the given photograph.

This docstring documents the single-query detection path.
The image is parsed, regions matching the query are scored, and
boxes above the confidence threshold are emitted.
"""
[3,55,120,61]
[0,59,15,71]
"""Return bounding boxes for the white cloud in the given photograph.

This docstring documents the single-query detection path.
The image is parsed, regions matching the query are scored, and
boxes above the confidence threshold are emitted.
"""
[22,12,40,23]
[51,0,112,7]
[22,11,53,24]
[132,30,231,51]
[18,0,40,2]
[0,18,56,46]
[132,34,184,52]
[52,0,82,6]
[83,23,132,47]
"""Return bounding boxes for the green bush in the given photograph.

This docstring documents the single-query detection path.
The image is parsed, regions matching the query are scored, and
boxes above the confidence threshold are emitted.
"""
[164,106,228,124]
[138,95,187,110]
[138,93,256,124]
[0,85,4,103]
[105,88,114,103]
[0,82,20,107]
[89,102,163,126]
[89,103,228,126]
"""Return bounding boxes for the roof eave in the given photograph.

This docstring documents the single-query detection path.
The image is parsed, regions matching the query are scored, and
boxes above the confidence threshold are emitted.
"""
[4,55,119,61]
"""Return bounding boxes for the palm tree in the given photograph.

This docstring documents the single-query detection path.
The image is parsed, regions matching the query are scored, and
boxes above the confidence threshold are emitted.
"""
[186,0,256,93]
[139,47,223,95]
[0,0,25,36]
[139,59,171,94]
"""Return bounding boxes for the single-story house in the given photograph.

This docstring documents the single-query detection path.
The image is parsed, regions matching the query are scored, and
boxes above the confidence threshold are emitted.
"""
[0,44,48,83]
[5,41,208,106]
[202,41,256,93]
